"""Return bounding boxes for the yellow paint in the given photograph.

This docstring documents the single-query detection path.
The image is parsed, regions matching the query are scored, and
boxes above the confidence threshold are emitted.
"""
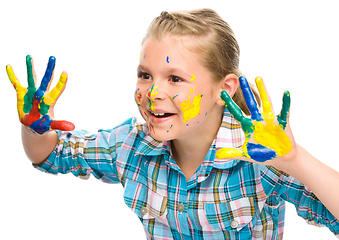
[149,85,159,112]
[191,74,196,82]
[253,77,292,156]
[216,138,251,159]
[255,77,274,121]
[6,65,26,119]
[253,121,292,156]
[190,87,195,93]
[43,73,67,105]
[216,147,243,159]
[216,77,293,161]
[179,94,202,123]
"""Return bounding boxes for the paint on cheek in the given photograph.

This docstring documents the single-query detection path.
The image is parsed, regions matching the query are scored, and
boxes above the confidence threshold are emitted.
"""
[190,87,195,93]
[172,95,178,100]
[191,74,196,82]
[135,88,142,106]
[166,56,169,63]
[179,94,203,123]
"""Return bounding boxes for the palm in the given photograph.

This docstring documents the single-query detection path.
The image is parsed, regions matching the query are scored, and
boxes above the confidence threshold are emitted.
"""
[6,55,75,134]
[216,76,293,162]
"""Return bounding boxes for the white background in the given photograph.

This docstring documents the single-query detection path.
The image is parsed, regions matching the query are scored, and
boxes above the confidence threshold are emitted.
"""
[1,0,339,239]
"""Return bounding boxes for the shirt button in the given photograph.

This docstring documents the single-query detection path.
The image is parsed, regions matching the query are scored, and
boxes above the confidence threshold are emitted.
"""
[230,220,239,229]
[140,207,148,215]
[177,203,185,212]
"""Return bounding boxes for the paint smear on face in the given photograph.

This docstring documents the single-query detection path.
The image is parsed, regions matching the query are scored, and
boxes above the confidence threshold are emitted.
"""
[166,56,169,63]
[135,88,142,106]
[191,74,196,82]
[147,84,159,112]
[179,94,203,123]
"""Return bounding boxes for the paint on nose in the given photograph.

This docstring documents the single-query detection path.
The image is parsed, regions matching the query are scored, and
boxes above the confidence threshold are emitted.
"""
[147,84,160,112]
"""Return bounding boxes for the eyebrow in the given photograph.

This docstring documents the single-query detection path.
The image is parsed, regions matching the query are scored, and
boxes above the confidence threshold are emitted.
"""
[137,64,191,79]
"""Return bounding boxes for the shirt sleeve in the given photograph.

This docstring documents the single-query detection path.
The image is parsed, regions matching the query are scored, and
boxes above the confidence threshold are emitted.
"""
[263,166,339,237]
[33,118,136,184]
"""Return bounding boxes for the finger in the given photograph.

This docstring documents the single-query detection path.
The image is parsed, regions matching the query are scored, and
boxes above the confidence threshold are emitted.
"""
[215,147,244,159]
[40,72,68,115]
[23,55,37,113]
[255,77,274,121]
[51,120,75,131]
[277,91,291,129]
[26,55,36,88]
[35,56,56,102]
[221,90,254,134]
[6,65,26,119]
[239,76,262,121]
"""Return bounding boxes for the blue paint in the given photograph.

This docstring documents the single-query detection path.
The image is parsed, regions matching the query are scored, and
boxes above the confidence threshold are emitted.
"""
[30,115,53,134]
[166,56,169,63]
[35,56,56,101]
[247,143,277,162]
[239,76,262,121]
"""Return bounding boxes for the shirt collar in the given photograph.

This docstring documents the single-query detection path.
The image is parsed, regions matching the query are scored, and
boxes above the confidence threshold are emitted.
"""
[134,108,245,170]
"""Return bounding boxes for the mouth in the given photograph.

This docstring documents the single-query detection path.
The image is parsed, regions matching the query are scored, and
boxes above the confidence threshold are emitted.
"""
[147,109,177,123]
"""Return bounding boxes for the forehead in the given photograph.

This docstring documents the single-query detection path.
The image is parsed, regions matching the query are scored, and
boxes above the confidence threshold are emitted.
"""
[140,35,212,78]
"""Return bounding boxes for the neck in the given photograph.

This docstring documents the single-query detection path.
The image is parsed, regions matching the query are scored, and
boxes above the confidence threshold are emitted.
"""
[171,108,223,181]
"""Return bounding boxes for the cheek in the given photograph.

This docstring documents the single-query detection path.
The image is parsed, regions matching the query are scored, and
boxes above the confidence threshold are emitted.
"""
[134,88,142,106]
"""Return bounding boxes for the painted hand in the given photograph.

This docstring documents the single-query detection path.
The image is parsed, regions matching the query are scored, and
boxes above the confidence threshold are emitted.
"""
[216,76,293,162]
[6,55,75,134]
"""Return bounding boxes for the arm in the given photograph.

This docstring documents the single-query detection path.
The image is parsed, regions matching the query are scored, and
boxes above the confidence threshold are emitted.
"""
[217,75,339,221]
[7,55,75,165]
[279,145,339,221]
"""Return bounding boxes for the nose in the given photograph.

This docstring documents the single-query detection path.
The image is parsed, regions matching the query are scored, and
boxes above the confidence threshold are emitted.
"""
[146,84,162,101]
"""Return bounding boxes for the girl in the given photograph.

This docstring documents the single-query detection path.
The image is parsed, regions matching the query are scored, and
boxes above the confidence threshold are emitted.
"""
[6,8,339,240]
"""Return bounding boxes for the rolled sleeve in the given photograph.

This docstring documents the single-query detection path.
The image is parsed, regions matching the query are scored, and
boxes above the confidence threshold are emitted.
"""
[34,118,136,184]
[264,166,339,236]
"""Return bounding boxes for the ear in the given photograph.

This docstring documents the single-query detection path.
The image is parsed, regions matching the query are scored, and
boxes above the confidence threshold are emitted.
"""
[216,74,239,106]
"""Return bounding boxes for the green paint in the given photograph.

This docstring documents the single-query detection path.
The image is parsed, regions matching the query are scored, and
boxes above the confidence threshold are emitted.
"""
[221,90,254,134]
[277,91,290,129]
[39,101,50,115]
[172,95,178,99]
[23,55,36,113]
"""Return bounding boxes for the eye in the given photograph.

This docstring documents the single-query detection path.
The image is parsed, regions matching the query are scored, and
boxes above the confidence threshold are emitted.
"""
[170,75,183,83]
[137,71,152,80]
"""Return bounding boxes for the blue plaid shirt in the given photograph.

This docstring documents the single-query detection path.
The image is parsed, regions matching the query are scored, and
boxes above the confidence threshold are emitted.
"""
[35,109,339,239]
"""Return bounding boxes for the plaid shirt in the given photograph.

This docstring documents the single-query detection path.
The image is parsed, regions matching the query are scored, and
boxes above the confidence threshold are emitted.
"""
[35,109,339,239]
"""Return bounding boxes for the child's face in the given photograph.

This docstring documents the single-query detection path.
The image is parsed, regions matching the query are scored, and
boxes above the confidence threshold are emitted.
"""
[135,35,224,142]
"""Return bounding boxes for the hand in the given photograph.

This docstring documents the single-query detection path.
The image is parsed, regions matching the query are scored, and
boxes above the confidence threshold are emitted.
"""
[216,76,295,163]
[6,55,75,134]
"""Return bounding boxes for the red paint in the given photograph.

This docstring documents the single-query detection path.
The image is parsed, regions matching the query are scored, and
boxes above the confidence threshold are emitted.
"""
[51,120,75,131]
[21,99,40,126]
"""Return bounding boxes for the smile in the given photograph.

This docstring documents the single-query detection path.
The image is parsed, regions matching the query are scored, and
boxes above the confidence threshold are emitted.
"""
[148,109,177,123]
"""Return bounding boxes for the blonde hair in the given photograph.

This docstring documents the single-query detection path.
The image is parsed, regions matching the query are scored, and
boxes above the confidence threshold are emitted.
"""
[143,8,260,115]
